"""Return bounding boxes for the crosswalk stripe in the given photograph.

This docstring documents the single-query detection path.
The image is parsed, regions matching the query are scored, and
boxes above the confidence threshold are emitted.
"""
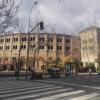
[36,90,85,100]
[0,84,46,91]
[0,82,47,88]
[0,83,48,90]
[5,88,72,100]
[0,85,54,94]
[0,84,44,89]
[37,80,100,90]
[0,86,64,98]
[69,93,99,100]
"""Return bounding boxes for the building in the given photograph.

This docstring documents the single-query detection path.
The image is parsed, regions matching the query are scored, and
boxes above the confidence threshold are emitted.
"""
[70,36,81,61]
[0,32,80,72]
[80,26,100,69]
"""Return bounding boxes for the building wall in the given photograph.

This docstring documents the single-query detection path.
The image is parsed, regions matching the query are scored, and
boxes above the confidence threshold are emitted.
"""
[80,26,100,69]
[71,36,81,61]
[0,33,81,72]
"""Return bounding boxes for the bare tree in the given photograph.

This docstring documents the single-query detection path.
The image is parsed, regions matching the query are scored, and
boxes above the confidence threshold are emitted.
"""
[0,0,20,33]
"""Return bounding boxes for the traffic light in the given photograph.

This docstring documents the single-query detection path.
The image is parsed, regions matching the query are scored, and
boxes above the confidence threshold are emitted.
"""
[40,21,44,30]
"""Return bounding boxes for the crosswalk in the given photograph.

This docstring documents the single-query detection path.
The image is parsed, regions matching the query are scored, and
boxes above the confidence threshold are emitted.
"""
[0,80,99,100]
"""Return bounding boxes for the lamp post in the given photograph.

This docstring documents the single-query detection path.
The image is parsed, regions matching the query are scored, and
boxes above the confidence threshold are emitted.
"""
[24,0,44,79]
[25,1,38,79]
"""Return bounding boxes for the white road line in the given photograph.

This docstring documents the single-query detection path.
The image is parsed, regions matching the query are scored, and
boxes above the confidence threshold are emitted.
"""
[0,86,63,98]
[0,82,47,87]
[0,85,54,94]
[69,93,99,100]
[0,85,44,91]
[36,90,85,100]
[5,88,72,100]
[0,84,47,91]
[37,80,100,90]
[0,82,48,90]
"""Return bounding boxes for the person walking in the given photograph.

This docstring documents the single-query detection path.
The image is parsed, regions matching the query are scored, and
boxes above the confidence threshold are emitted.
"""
[30,67,36,79]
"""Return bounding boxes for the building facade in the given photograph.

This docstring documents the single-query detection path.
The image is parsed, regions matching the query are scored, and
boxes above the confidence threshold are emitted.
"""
[80,26,100,69]
[0,33,80,72]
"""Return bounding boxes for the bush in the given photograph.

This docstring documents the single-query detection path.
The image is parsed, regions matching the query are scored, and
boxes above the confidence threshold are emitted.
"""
[89,63,96,72]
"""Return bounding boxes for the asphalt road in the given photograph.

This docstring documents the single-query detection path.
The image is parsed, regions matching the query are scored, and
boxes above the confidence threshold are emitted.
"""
[0,75,100,100]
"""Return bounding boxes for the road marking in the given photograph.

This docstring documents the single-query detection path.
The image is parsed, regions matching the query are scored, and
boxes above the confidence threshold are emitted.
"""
[0,84,44,90]
[0,82,47,87]
[37,80,100,90]
[0,85,54,94]
[36,90,85,100]
[0,83,47,91]
[0,82,48,90]
[5,88,72,100]
[0,86,64,98]
[69,93,99,100]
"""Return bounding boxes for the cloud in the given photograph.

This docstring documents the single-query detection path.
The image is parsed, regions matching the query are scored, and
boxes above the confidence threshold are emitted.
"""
[18,0,100,34]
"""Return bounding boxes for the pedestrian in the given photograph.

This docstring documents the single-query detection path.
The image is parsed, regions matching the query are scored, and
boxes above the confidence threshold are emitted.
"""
[15,63,19,80]
[89,68,92,75]
[30,68,36,79]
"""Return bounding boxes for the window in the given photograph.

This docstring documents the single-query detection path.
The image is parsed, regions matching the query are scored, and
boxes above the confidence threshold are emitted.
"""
[48,45,53,50]
[66,47,70,50]
[21,45,26,49]
[57,46,62,51]
[39,45,44,49]
[6,46,10,50]
[65,39,70,43]
[30,37,35,41]
[89,46,94,51]
[22,37,27,41]
[30,45,35,48]
[13,45,17,49]
[6,38,10,42]
[21,45,23,49]
[48,37,53,42]
[57,38,62,42]
[51,46,53,50]
[82,47,87,51]
[60,46,62,50]
[57,46,59,50]
[0,58,2,63]
[14,37,18,42]
[24,45,26,49]
[83,40,87,43]
[39,37,45,42]
[0,39,4,43]
[0,46,3,50]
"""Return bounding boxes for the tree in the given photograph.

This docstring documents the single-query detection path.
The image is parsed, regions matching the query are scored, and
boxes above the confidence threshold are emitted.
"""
[55,57,63,68]
[19,57,26,70]
[41,65,46,72]
[95,55,100,72]
[28,57,34,67]
[0,0,20,33]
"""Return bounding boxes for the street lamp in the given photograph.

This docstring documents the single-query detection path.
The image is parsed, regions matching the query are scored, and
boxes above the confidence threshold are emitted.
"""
[25,1,38,79]
[25,0,44,79]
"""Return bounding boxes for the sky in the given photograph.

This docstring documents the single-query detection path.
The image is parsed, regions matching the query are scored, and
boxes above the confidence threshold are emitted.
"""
[18,0,100,35]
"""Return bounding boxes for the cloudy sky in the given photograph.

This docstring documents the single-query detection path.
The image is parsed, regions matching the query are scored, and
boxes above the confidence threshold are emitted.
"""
[18,0,100,35]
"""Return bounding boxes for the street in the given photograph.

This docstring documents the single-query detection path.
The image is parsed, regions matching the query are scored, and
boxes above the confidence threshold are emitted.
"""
[0,75,100,100]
